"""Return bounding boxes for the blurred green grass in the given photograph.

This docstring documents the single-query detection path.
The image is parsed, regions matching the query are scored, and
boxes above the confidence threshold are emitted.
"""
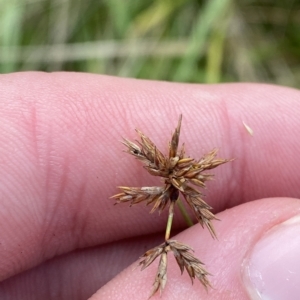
[0,0,299,87]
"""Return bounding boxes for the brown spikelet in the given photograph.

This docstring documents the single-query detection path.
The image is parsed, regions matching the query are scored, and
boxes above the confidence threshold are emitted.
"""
[168,240,212,289]
[148,252,168,299]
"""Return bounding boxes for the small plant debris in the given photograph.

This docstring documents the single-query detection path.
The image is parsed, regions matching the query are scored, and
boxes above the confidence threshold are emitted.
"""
[111,115,231,298]
[242,121,254,136]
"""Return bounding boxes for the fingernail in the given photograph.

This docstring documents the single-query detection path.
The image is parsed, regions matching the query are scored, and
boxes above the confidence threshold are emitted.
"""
[242,214,300,300]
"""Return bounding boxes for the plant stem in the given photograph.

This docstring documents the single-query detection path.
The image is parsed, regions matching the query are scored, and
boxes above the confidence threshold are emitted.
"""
[165,201,175,240]
[177,198,193,227]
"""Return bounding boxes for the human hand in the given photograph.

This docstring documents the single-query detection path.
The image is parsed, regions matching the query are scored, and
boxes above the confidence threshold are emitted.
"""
[0,72,300,299]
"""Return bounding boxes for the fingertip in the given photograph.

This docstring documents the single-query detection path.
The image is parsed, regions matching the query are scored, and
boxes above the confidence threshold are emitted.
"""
[92,198,300,300]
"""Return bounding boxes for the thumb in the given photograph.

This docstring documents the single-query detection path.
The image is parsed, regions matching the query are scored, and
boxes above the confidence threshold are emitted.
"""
[91,197,300,300]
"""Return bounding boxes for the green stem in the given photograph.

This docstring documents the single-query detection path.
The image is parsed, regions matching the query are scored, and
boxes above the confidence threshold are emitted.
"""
[177,198,193,227]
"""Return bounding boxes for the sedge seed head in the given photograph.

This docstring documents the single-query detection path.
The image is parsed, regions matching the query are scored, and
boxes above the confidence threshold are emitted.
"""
[111,114,231,238]
[111,115,232,297]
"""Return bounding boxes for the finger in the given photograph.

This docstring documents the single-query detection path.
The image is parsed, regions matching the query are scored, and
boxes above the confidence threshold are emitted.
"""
[91,197,300,300]
[1,72,300,280]
[0,234,163,300]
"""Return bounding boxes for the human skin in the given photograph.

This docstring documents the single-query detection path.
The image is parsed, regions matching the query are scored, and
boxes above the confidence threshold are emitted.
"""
[0,72,300,299]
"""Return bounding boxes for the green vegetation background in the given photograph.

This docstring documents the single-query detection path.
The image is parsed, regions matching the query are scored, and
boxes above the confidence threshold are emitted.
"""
[1,0,299,87]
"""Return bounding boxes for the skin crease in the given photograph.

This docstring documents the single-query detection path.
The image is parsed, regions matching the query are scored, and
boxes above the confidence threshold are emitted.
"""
[0,72,300,299]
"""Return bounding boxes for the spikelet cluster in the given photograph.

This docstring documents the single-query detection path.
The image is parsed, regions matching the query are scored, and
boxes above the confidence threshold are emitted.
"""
[139,240,212,298]
[112,115,230,237]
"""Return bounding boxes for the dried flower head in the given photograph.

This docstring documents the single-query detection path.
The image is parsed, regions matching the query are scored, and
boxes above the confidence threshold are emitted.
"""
[139,240,211,298]
[111,115,231,297]
[112,115,230,238]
